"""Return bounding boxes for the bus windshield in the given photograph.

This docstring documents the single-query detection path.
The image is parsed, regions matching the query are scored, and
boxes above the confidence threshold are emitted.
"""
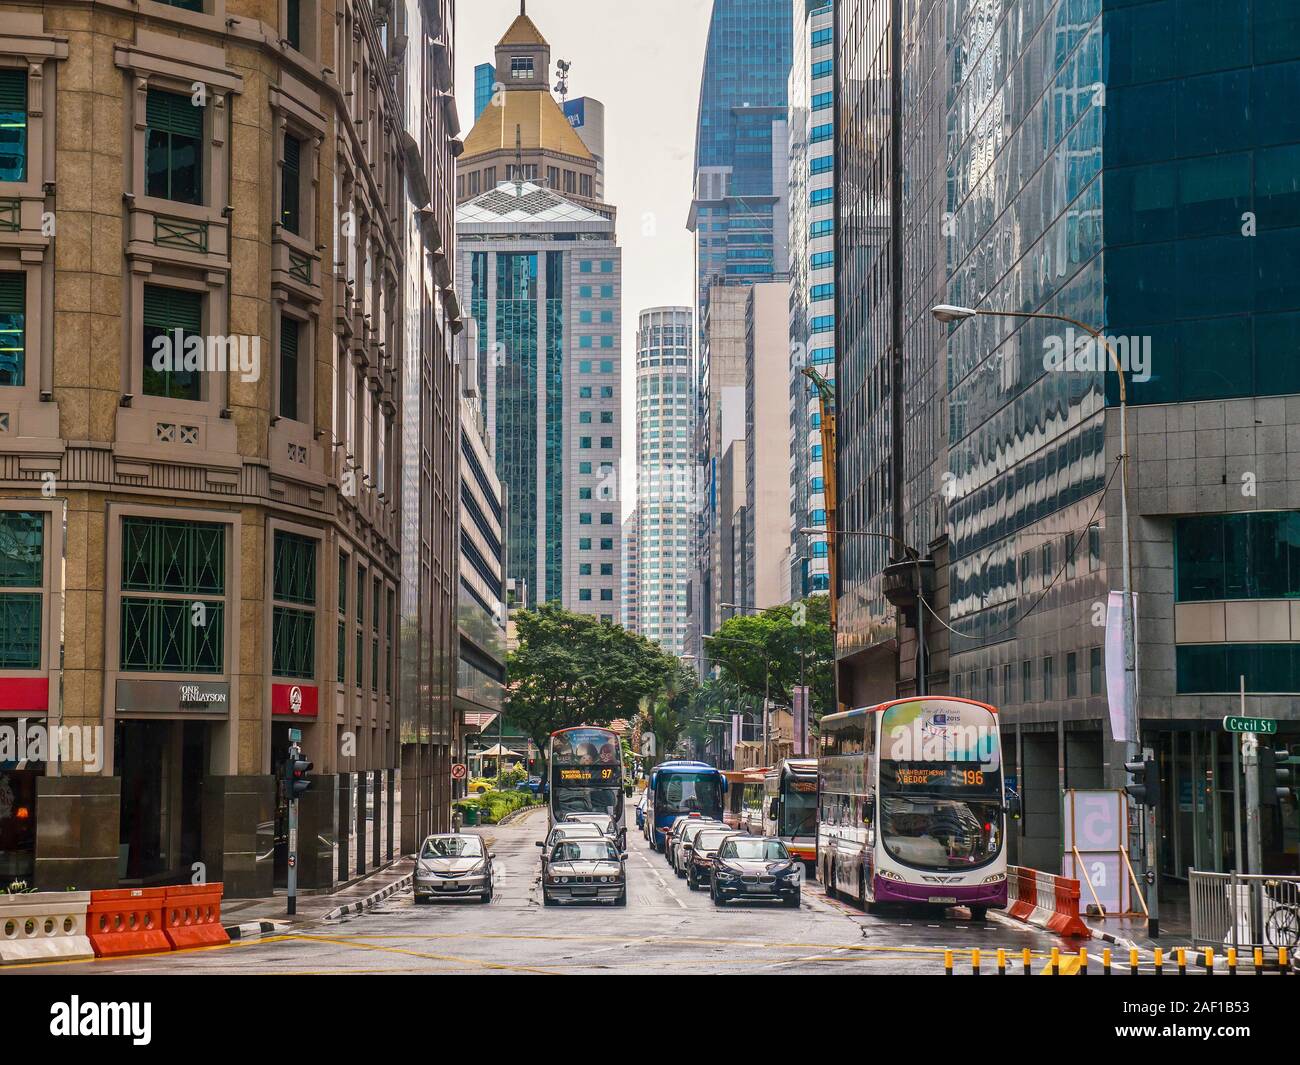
[781,785,818,838]
[877,701,1003,871]
[553,786,621,817]
[657,772,722,817]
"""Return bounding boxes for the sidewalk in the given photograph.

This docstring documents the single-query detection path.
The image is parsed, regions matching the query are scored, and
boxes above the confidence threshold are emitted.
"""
[219,856,417,935]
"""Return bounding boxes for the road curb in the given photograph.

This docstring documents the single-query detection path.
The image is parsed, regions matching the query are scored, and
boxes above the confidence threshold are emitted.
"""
[495,803,544,827]
[323,872,413,921]
[223,919,288,941]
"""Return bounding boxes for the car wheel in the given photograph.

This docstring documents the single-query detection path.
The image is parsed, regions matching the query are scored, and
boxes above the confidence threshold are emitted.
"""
[413,895,427,906]
[785,891,801,909]
[711,884,723,906]
[615,888,627,907]
[543,891,556,907]
[687,870,697,891]
[676,863,686,880]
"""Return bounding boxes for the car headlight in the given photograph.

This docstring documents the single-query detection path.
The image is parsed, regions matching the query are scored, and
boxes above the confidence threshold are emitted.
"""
[771,861,795,876]
[715,864,739,879]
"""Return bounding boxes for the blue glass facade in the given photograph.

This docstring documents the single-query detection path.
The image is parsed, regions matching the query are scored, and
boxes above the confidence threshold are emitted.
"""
[473,62,495,122]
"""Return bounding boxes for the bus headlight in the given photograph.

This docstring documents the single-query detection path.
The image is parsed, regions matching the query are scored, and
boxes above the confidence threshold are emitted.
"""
[982,872,1006,884]
[879,868,904,881]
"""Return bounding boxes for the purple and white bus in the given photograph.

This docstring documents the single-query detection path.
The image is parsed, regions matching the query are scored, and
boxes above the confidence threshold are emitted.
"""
[817,697,1014,918]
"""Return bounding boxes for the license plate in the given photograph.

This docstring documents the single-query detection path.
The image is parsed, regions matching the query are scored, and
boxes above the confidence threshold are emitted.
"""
[437,883,466,891]
[749,883,772,892]
[928,896,958,904]
[573,886,597,895]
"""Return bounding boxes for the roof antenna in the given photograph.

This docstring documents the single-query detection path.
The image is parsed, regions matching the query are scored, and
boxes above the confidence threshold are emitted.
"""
[521,1,526,15]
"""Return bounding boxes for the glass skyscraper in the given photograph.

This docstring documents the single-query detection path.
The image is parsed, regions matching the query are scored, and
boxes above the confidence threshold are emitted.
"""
[689,0,793,667]
[787,0,835,601]
[836,0,1300,877]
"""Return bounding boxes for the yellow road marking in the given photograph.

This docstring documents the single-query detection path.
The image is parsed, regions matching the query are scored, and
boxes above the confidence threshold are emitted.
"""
[265,933,559,975]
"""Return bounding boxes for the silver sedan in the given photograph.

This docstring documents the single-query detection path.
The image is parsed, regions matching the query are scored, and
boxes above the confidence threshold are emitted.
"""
[414,833,494,903]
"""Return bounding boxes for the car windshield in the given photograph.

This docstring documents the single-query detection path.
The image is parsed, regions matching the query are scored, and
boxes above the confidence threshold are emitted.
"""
[694,831,732,851]
[551,840,620,862]
[549,825,603,844]
[719,838,789,861]
[421,836,483,859]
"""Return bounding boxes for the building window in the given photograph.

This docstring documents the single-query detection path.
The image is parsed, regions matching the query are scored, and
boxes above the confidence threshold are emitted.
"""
[143,285,203,400]
[510,56,534,79]
[279,315,300,421]
[810,123,833,144]
[810,283,834,302]
[160,0,204,8]
[1042,656,1054,701]
[1090,646,1103,696]
[1177,643,1300,694]
[1175,512,1300,601]
[281,133,301,233]
[581,175,592,198]
[600,563,613,576]
[600,589,613,602]
[371,576,380,694]
[812,91,833,111]
[337,552,347,684]
[0,271,25,387]
[810,187,833,206]
[0,68,28,183]
[0,512,43,669]
[579,563,592,576]
[810,219,833,237]
[272,530,316,679]
[386,587,394,697]
[579,588,592,602]
[600,538,613,550]
[810,156,833,176]
[1021,660,1032,703]
[286,0,302,52]
[146,88,203,205]
[120,518,225,673]
[1066,651,1078,697]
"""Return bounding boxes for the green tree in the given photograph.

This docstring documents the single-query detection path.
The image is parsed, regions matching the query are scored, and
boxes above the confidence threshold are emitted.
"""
[506,604,678,755]
[638,663,699,767]
[707,596,834,721]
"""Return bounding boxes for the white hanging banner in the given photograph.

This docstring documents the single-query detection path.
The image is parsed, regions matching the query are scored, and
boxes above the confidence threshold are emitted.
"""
[1104,590,1135,744]
[792,686,809,757]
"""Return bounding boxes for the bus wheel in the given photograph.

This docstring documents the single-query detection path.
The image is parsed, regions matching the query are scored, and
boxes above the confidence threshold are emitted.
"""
[823,858,835,899]
[969,906,987,921]
[857,874,868,912]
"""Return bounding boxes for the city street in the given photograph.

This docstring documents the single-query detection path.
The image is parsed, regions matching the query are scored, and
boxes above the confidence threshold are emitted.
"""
[19,807,1074,976]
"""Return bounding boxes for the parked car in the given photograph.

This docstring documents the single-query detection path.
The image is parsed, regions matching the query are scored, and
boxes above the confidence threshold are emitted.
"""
[536,822,606,872]
[414,834,494,904]
[709,836,801,907]
[634,792,647,831]
[542,837,628,906]
[675,819,728,879]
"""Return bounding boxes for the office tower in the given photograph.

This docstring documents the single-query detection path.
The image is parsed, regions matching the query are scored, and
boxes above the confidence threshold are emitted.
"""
[787,0,835,601]
[634,307,695,656]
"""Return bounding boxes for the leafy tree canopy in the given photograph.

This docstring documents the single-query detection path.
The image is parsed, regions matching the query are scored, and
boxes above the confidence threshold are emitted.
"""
[506,604,679,754]
[706,596,834,719]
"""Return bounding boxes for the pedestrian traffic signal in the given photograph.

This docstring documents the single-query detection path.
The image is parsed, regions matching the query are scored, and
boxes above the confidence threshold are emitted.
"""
[1124,758,1157,807]
[285,744,312,801]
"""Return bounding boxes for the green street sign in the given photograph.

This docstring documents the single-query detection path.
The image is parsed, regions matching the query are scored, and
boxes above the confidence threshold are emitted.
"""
[1222,716,1277,734]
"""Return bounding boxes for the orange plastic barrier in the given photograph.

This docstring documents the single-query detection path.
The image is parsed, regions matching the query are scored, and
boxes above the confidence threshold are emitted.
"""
[163,884,230,950]
[87,888,170,958]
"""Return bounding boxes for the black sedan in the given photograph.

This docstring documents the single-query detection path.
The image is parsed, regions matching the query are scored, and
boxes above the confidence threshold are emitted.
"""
[710,836,801,908]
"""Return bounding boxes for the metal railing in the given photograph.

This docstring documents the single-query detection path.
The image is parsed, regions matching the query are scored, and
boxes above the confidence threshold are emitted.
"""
[1190,871,1300,950]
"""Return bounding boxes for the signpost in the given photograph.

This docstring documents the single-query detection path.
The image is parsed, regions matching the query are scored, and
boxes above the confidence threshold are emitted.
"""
[1222,694,1273,875]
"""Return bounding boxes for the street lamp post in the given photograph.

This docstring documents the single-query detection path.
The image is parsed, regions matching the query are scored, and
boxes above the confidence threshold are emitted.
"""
[930,302,1153,934]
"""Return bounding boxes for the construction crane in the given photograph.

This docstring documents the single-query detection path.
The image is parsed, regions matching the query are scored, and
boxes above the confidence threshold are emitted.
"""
[800,366,837,630]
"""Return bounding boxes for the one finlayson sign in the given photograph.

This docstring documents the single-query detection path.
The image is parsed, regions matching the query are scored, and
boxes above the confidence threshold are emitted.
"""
[116,679,230,716]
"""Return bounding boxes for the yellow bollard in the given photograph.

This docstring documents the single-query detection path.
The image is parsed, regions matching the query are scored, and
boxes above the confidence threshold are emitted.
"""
[1154,947,1163,975]
[1281,947,1290,973]
[1022,947,1032,976]
[1204,947,1214,975]
[1177,947,1186,975]
[1227,947,1237,975]
[972,948,981,975]
[1103,947,1112,976]
[1078,947,1088,974]
[1129,947,1139,976]
[944,948,954,976]
[997,948,1006,976]
[1050,946,1060,975]
[1255,946,1264,975]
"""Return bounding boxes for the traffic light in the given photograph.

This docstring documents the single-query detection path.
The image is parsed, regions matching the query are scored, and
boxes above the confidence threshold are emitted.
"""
[1125,758,1157,807]
[285,744,313,801]
[1261,745,1296,805]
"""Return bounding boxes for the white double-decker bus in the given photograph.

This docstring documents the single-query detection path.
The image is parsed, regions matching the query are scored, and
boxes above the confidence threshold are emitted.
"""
[817,697,1015,918]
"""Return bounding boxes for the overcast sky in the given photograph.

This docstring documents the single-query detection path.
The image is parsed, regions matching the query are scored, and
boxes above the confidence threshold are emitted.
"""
[454,0,715,514]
